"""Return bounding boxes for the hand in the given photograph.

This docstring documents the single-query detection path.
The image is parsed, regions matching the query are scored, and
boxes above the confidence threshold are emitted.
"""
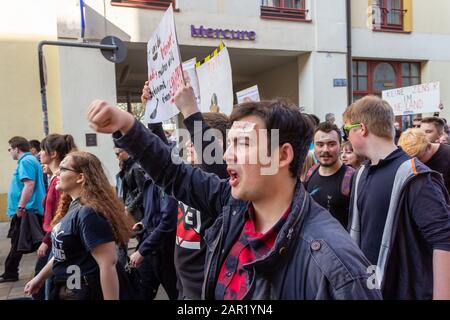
[16,208,24,218]
[141,81,152,106]
[87,100,134,135]
[132,222,144,231]
[129,251,144,268]
[24,276,44,296]
[37,242,48,257]
[173,83,200,119]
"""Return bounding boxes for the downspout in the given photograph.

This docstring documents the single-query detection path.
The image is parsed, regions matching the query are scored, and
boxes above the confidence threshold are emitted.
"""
[346,0,353,106]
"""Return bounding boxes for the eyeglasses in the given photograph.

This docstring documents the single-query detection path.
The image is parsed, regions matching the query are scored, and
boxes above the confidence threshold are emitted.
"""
[59,166,80,174]
[343,123,362,135]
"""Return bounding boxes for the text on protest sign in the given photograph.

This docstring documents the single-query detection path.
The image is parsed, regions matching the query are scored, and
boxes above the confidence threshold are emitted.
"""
[145,4,182,123]
[382,81,440,116]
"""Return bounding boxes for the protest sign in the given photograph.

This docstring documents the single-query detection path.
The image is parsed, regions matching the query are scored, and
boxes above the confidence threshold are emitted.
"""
[236,85,260,104]
[382,81,440,115]
[182,58,201,107]
[196,42,233,115]
[145,4,183,123]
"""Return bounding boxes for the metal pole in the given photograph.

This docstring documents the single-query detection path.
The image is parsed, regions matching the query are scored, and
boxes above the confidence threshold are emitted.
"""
[126,91,132,113]
[346,0,353,106]
[37,40,118,136]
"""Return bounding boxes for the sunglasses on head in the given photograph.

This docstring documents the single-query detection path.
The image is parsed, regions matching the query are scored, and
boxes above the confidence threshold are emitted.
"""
[343,123,362,135]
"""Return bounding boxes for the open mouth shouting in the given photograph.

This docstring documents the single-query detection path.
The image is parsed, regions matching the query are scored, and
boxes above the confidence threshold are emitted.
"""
[227,167,240,188]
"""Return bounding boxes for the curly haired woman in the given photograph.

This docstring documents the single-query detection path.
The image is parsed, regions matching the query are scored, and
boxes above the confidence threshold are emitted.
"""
[25,151,133,300]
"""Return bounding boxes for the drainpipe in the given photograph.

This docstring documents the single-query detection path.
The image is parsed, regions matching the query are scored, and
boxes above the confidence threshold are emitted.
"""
[346,0,353,106]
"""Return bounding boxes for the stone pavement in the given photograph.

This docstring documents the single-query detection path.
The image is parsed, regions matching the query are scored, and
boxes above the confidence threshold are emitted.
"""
[0,221,168,300]
[0,221,35,300]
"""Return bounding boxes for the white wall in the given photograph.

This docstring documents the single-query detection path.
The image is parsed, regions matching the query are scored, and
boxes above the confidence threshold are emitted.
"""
[58,46,118,184]
[251,60,299,105]
[298,52,348,126]
[313,0,347,53]
[74,0,316,52]
[352,28,450,61]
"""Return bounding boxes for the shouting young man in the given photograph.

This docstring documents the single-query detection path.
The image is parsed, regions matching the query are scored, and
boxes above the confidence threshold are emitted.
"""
[87,88,380,300]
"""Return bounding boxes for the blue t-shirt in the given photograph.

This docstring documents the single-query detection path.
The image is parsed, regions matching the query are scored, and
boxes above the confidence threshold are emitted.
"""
[7,152,45,217]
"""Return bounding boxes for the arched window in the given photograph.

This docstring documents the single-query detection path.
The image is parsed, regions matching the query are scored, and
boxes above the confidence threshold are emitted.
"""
[373,62,396,92]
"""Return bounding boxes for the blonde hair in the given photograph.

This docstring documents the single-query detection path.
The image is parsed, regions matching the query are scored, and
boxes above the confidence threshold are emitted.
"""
[343,95,395,140]
[300,150,316,182]
[398,128,429,158]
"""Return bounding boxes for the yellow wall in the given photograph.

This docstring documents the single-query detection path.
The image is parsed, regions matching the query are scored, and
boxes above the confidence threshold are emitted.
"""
[412,0,450,34]
[352,0,450,34]
[351,0,371,29]
[0,1,61,221]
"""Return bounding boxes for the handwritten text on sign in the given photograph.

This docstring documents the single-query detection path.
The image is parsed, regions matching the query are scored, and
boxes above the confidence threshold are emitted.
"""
[145,4,182,123]
[382,82,440,116]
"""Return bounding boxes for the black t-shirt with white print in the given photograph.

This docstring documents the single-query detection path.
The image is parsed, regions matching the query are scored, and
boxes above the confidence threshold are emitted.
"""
[51,198,115,281]
[305,165,351,228]
[174,201,214,299]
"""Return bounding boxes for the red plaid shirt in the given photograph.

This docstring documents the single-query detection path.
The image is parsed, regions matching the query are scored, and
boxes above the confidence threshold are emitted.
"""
[215,205,290,300]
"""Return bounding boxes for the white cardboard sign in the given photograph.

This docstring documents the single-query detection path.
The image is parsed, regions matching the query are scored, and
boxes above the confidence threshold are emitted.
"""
[196,44,233,115]
[145,4,183,123]
[382,81,440,115]
[236,85,260,104]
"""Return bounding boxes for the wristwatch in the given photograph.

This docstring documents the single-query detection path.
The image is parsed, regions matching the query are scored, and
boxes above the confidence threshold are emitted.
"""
[17,206,25,212]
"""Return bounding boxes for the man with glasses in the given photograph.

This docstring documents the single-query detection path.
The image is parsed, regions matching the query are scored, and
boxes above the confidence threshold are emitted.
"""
[343,95,450,300]
[1,137,45,283]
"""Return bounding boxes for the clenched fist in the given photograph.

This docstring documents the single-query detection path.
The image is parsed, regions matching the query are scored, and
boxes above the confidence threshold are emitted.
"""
[173,83,199,119]
[87,100,135,134]
[141,81,151,106]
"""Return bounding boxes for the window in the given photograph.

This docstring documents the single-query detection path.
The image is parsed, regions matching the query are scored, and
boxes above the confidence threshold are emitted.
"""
[260,0,309,22]
[401,62,420,87]
[372,0,407,31]
[111,0,174,11]
[352,60,421,101]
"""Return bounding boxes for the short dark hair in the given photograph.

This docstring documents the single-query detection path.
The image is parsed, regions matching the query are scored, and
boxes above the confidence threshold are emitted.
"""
[41,134,77,161]
[202,112,231,144]
[230,99,314,178]
[421,117,445,133]
[8,136,30,152]
[29,140,41,152]
[315,122,342,144]
[305,114,320,128]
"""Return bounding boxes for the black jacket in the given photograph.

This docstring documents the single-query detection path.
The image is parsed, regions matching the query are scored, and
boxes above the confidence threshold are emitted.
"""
[119,158,146,221]
[114,120,382,300]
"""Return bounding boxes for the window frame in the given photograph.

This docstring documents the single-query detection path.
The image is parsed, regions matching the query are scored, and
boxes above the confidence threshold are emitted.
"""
[352,60,421,99]
[110,0,175,11]
[372,0,407,32]
[260,0,310,22]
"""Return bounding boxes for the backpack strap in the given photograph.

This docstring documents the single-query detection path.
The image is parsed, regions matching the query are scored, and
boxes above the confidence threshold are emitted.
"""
[340,165,356,197]
[305,163,320,183]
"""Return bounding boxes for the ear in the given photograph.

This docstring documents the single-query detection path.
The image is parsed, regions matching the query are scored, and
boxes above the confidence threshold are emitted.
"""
[76,173,85,185]
[50,151,58,160]
[360,123,369,137]
[278,143,294,170]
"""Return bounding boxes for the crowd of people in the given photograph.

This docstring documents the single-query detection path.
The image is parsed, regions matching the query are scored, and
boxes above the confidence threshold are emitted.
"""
[1,78,450,300]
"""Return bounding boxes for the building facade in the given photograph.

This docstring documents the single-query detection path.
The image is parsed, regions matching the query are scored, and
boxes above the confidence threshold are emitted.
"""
[1,0,449,220]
